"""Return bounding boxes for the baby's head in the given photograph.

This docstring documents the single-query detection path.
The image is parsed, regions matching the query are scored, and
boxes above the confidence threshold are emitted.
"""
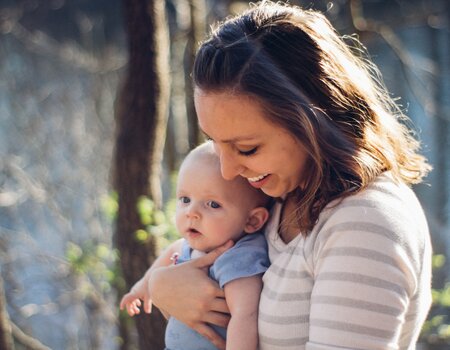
[175,142,270,252]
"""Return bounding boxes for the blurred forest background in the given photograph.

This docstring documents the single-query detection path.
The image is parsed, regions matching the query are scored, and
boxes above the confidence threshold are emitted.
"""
[0,0,449,349]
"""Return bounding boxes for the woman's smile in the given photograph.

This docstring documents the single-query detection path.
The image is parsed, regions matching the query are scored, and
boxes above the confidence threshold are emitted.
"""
[246,173,271,189]
[246,173,269,183]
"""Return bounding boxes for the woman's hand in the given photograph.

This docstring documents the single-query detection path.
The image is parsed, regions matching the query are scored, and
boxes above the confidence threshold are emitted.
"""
[149,240,233,350]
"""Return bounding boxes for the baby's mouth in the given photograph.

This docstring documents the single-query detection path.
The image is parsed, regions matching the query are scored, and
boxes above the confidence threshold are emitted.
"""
[187,227,201,235]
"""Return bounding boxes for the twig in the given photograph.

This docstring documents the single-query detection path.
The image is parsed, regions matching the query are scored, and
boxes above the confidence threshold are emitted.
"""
[11,321,51,350]
[0,10,126,74]
[349,0,449,122]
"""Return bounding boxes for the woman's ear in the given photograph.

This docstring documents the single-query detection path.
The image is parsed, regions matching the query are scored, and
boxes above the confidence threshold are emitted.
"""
[244,207,269,233]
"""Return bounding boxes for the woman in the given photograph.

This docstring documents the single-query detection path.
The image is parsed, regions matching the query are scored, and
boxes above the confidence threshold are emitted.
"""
[148,2,432,349]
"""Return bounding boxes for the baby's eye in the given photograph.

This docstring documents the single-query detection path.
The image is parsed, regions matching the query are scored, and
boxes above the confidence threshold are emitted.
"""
[207,201,221,209]
[238,147,258,156]
[179,196,190,204]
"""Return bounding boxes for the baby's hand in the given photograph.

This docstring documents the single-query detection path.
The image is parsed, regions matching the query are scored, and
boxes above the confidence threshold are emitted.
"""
[120,277,153,316]
[120,292,152,316]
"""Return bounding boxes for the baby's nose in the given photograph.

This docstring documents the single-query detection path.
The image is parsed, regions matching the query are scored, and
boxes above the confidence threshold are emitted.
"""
[186,204,200,219]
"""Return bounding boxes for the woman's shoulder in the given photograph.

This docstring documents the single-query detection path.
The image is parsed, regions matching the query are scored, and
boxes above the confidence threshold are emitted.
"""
[320,172,426,228]
[306,172,430,272]
[303,172,432,299]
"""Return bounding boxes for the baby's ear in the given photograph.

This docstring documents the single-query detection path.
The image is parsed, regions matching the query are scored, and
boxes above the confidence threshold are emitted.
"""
[244,207,269,234]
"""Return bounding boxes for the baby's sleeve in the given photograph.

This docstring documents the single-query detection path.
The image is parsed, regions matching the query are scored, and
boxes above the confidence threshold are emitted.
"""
[210,234,270,288]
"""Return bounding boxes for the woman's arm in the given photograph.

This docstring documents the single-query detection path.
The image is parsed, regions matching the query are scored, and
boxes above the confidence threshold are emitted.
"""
[223,275,263,350]
[149,240,234,350]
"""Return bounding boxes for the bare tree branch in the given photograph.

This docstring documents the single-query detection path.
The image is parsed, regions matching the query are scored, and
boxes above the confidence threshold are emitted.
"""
[0,8,126,74]
[349,0,450,122]
[0,274,14,350]
[11,321,51,350]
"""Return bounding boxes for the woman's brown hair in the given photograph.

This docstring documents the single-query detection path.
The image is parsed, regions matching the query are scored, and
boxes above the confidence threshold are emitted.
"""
[192,1,431,234]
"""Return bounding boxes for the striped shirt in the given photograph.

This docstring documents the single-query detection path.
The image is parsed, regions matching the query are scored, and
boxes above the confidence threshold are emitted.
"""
[258,173,432,350]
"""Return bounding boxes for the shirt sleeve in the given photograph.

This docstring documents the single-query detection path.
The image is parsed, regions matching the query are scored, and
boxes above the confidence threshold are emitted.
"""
[210,233,270,288]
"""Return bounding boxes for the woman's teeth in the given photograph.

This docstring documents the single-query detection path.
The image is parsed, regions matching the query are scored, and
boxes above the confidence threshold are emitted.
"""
[247,174,268,183]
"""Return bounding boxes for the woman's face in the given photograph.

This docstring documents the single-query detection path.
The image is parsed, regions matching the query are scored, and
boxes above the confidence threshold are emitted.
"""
[195,90,309,198]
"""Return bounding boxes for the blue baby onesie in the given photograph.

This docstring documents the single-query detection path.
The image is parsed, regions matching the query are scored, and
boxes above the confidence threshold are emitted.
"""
[164,232,269,350]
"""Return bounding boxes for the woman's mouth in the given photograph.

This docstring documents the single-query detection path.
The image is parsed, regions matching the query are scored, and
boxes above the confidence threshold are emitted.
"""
[246,174,270,189]
[247,174,269,183]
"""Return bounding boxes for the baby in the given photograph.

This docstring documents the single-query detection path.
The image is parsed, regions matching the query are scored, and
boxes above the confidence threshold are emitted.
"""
[120,142,271,350]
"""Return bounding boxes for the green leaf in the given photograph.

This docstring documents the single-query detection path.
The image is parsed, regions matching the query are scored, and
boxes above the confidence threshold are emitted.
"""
[101,192,119,221]
[431,315,445,327]
[432,289,442,305]
[96,244,110,259]
[137,196,155,225]
[438,323,450,338]
[66,242,83,263]
[140,213,153,226]
[153,210,166,225]
[135,229,149,243]
[432,254,446,269]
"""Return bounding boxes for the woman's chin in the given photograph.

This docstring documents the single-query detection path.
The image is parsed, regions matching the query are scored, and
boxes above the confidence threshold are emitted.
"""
[261,187,283,198]
[261,183,298,198]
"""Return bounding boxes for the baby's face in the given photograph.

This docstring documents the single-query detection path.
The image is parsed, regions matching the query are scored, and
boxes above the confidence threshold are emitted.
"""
[175,156,259,252]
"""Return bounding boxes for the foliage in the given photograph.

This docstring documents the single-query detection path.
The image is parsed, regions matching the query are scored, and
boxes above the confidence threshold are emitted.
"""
[66,240,120,294]
[101,191,119,222]
[420,254,450,345]
[135,195,179,250]
[134,172,180,252]
[64,187,179,314]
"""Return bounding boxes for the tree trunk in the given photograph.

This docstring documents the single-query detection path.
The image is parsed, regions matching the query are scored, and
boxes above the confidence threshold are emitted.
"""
[432,16,449,226]
[115,0,170,349]
[184,0,206,149]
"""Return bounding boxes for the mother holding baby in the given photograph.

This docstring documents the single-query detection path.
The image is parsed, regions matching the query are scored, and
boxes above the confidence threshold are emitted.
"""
[148,2,432,349]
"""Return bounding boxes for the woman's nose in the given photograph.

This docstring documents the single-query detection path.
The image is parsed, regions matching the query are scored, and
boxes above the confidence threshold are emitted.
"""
[220,152,244,180]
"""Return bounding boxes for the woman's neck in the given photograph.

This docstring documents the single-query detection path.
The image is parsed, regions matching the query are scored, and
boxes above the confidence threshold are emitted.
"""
[278,195,301,243]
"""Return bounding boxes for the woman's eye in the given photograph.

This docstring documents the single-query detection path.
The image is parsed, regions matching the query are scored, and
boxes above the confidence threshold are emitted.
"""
[202,133,213,142]
[179,196,190,204]
[238,147,257,156]
[207,201,221,209]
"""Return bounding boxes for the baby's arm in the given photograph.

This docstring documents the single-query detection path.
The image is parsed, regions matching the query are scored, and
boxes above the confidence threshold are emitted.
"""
[223,275,263,350]
[120,238,184,316]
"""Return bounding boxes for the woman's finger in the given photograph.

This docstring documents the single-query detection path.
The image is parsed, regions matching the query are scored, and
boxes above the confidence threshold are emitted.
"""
[210,297,229,314]
[149,262,226,327]
[143,298,153,314]
[193,323,226,350]
[192,240,234,269]
[204,311,230,328]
